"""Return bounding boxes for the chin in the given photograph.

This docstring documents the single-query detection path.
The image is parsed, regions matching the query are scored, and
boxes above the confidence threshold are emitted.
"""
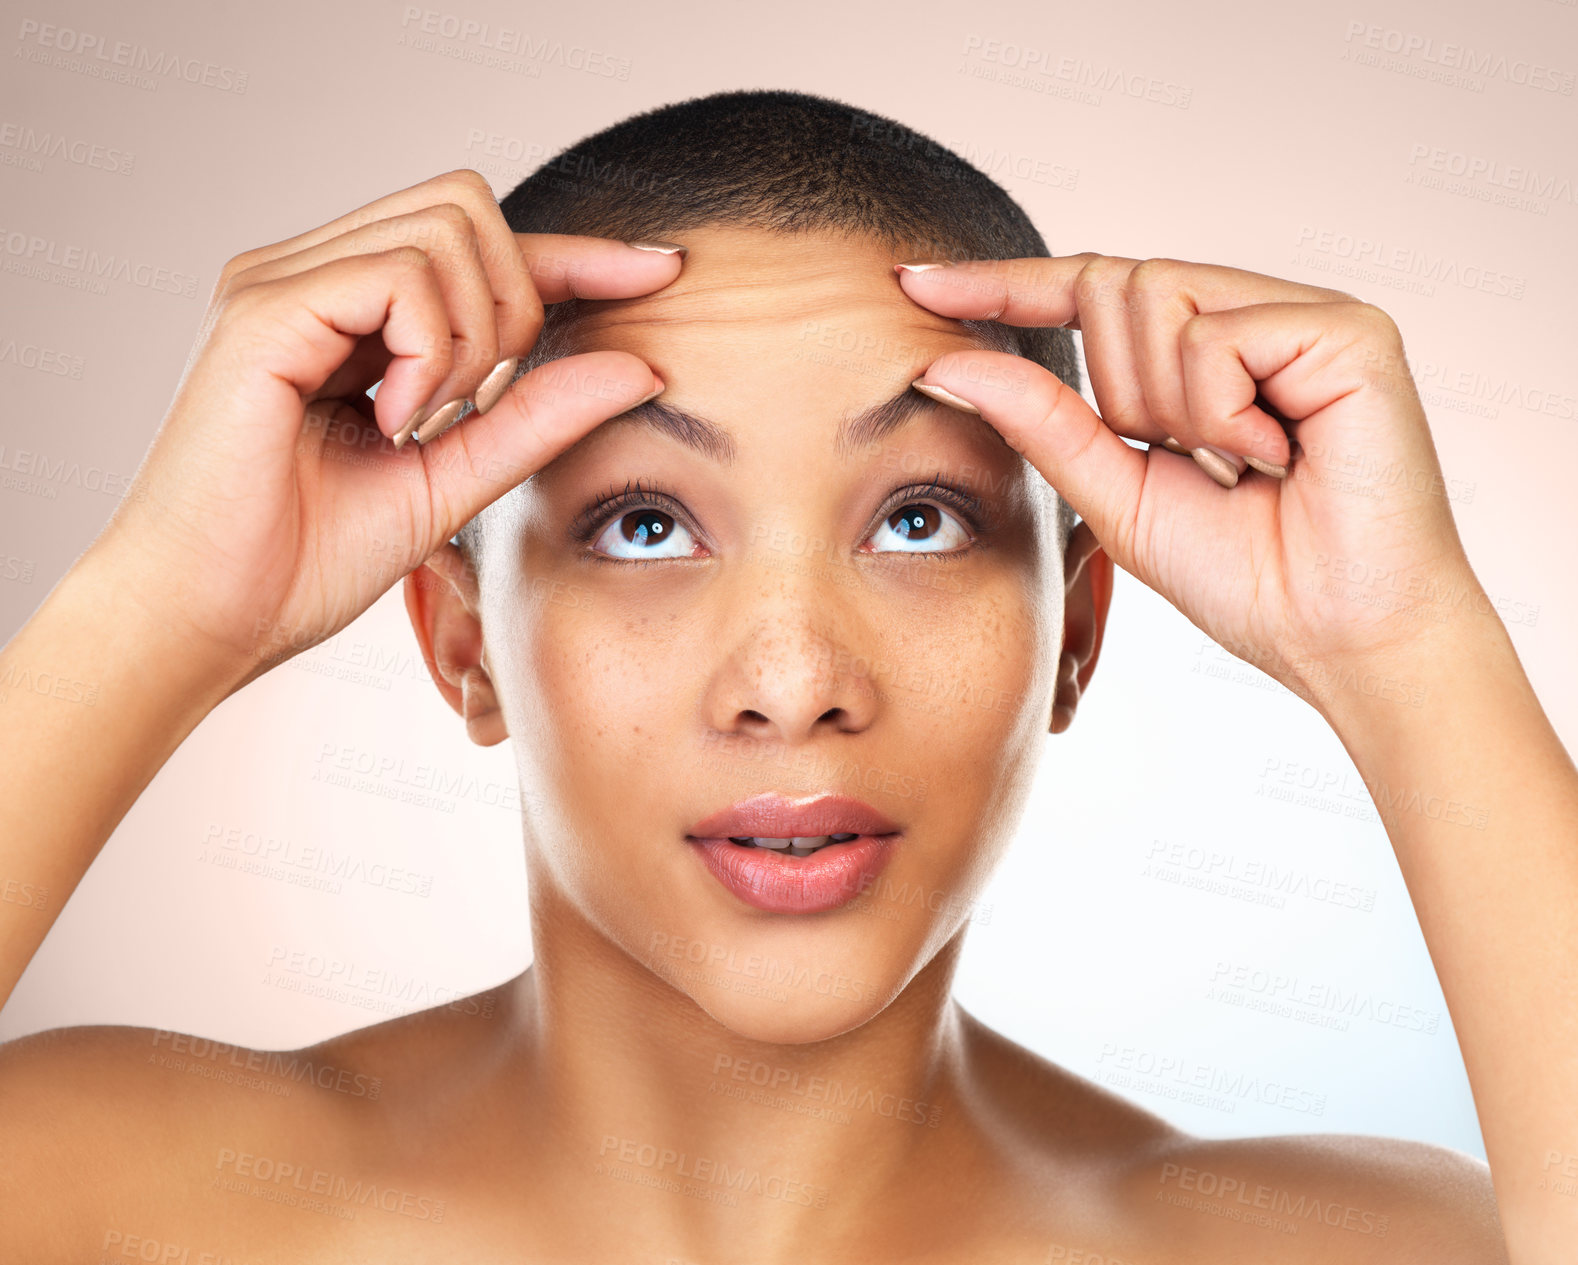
[681,978,900,1045]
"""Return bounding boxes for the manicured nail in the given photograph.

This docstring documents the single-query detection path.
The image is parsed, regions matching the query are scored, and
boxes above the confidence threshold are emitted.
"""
[472,356,521,416]
[894,260,954,274]
[392,404,429,450]
[413,397,467,445]
[910,380,980,415]
[1191,445,1240,489]
[627,239,688,257]
[1160,436,1189,454]
[629,378,666,409]
[1244,455,1288,479]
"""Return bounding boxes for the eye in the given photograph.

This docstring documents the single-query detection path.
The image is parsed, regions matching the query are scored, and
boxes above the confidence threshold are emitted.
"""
[866,500,972,554]
[590,506,701,560]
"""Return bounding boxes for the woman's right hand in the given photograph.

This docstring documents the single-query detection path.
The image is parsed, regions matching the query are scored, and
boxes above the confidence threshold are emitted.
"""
[92,167,677,697]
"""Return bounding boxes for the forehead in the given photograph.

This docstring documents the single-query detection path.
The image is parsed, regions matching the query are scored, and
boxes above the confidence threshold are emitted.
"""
[550,224,998,381]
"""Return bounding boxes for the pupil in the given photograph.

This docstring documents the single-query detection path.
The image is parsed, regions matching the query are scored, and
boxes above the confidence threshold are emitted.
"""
[621,510,670,547]
[891,505,938,541]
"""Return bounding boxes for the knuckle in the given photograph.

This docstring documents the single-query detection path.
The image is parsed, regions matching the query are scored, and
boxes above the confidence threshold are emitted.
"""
[1353,301,1401,343]
[444,167,494,196]
[210,278,267,332]
[386,243,436,273]
[1127,256,1184,295]
[1074,255,1127,311]
[426,201,476,245]
[217,250,257,285]
[1178,312,1216,351]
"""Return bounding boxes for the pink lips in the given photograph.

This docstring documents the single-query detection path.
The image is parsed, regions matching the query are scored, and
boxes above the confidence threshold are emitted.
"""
[685,792,902,914]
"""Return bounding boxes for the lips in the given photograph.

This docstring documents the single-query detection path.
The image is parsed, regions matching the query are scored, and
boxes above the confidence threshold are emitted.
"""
[687,793,901,840]
[685,793,902,914]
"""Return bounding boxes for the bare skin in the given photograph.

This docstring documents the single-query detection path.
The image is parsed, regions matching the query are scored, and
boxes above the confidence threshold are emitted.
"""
[0,168,1566,1263]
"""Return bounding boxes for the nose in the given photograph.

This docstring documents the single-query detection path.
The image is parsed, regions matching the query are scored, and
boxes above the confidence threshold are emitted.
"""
[699,564,881,745]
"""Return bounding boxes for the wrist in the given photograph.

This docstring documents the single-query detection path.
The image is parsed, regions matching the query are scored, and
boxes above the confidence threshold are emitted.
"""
[59,541,251,720]
[1309,611,1527,771]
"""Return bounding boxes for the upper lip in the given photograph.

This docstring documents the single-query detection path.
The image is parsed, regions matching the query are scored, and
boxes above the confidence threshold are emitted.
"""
[687,793,901,839]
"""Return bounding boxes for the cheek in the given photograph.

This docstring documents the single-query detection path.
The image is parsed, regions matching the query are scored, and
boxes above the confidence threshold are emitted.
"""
[507,600,695,831]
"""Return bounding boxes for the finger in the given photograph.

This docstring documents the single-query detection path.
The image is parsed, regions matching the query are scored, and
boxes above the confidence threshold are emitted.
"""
[1179,301,1404,472]
[416,349,664,543]
[232,205,503,439]
[224,168,505,270]
[913,350,1149,566]
[895,254,1097,327]
[219,248,456,446]
[896,254,1354,330]
[517,233,687,302]
[1064,256,1158,440]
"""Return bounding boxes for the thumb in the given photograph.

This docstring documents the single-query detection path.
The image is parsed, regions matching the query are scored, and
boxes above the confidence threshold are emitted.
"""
[914,349,1147,566]
[416,348,661,544]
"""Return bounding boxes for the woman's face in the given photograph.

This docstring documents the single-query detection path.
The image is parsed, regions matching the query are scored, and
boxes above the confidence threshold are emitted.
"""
[470,225,1068,1043]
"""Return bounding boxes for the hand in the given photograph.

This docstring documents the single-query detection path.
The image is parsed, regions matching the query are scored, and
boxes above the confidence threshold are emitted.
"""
[898,255,1488,712]
[91,168,679,695]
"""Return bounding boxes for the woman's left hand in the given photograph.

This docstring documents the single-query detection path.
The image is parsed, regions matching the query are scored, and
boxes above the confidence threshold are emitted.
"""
[898,255,1489,714]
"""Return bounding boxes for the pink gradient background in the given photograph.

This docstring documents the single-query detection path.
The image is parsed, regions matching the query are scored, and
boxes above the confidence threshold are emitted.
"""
[2,0,1573,1160]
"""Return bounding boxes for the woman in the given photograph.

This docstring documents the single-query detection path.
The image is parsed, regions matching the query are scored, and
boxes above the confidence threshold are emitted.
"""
[0,89,1566,1262]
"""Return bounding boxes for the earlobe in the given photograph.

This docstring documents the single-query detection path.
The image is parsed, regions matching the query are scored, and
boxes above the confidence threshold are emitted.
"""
[1049,522,1113,734]
[403,542,509,746]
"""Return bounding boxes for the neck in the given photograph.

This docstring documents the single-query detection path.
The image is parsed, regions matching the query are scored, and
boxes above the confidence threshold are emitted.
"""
[502,866,992,1261]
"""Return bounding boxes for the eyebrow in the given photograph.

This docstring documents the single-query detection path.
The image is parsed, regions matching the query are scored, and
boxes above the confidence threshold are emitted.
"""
[606,384,946,464]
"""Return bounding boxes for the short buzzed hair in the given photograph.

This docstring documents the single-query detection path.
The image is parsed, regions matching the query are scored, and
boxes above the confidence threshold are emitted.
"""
[456,87,1079,568]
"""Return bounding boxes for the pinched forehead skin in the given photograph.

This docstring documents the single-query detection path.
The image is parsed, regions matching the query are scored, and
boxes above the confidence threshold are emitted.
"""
[528,224,1046,511]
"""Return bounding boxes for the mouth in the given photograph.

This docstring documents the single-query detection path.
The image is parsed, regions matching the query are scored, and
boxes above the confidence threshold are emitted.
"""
[685,793,902,913]
[723,833,862,856]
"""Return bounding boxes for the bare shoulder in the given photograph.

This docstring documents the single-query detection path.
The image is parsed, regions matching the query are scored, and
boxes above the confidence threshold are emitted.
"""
[1113,1129,1508,1263]
[0,982,510,1261]
[955,1008,1506,1263]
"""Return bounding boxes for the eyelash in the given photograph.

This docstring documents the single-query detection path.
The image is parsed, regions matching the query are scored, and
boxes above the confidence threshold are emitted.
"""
[567,474,989,564]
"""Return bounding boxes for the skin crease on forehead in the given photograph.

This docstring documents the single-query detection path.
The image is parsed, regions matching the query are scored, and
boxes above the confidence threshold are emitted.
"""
[472,224,1070,1045]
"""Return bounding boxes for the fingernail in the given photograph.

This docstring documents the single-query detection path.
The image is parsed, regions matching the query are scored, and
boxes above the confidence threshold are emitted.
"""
[1244,455,1288,479]
[1191,445,1240,489]
[1160,436,1189,454]
[413,397,467,445]
[629,378,666,409]
[910,380,980,415]
[392,404,429,450]
[894,260,955,273]
[627,239,688,257]
[472,356,521,416]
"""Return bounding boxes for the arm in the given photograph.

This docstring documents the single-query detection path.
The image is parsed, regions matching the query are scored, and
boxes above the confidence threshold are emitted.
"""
[0,549,235,1010]
[894,251,1567,1262]
[0,168,676,1021]
[1316,608,1578,1264]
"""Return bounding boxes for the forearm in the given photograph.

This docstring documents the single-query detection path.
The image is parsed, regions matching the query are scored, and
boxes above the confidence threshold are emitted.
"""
[1318,613,1578,1264]
[0,546,237,1011]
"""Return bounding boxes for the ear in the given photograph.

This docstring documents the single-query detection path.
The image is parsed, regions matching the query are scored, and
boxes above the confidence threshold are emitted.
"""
[1050,521,1113,734]
[403,542,508,746]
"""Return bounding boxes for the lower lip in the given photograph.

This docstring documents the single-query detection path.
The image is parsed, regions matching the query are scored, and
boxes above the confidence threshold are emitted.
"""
[687,835,899,914]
